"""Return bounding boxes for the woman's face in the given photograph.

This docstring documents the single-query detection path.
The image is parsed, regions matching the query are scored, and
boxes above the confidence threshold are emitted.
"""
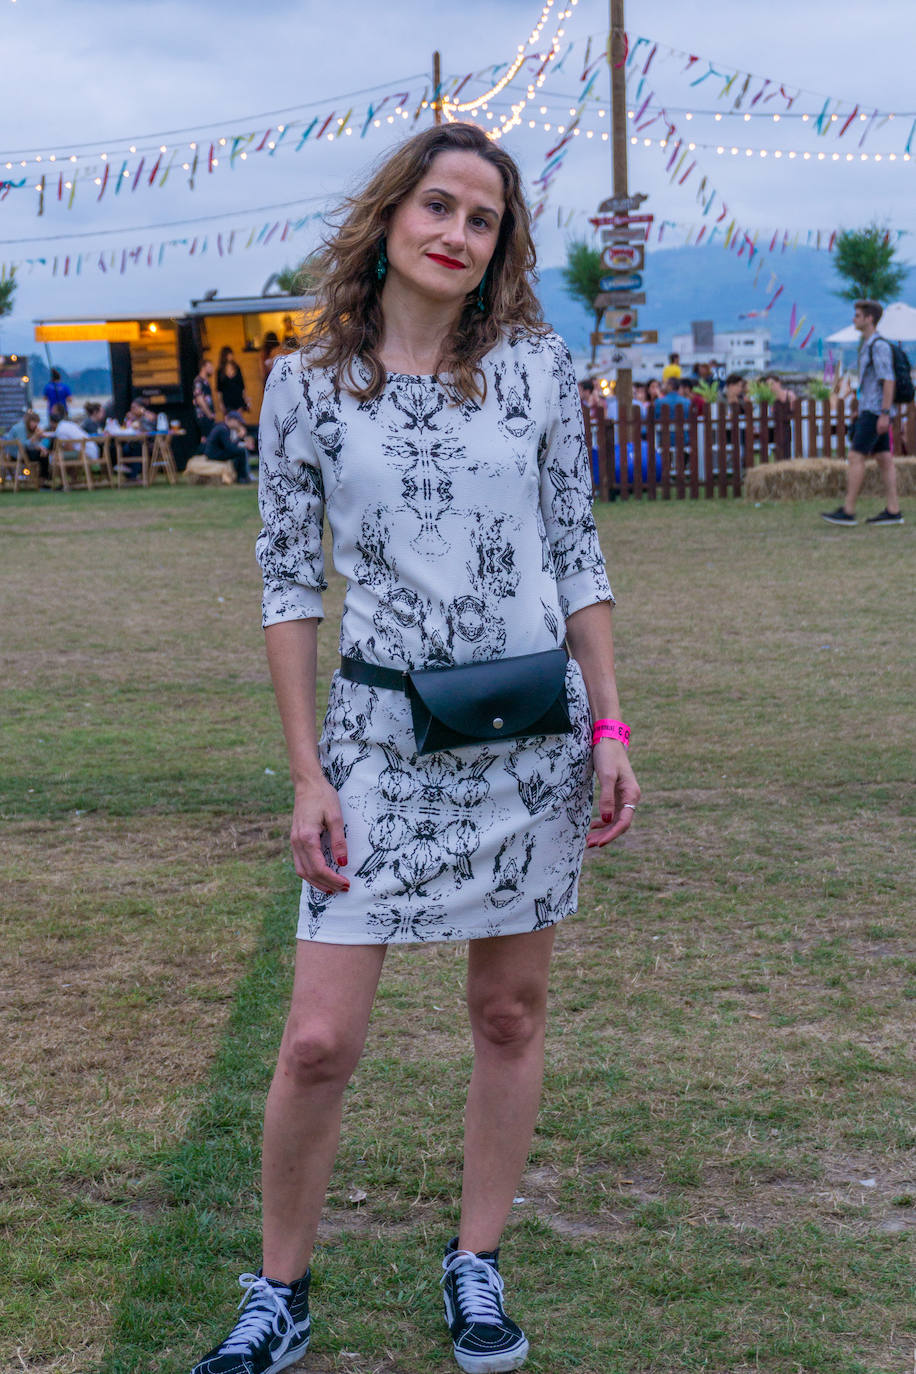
[384,150,505,309]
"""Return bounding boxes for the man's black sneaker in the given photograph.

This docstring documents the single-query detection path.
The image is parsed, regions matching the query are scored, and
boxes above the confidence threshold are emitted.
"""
[821,507,857,526]
[190,1270,310,1374]
[865,508,905,525]
[441,1238,529,1373]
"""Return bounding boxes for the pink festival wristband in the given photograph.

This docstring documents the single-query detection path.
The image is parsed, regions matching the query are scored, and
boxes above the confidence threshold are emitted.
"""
[591,718,630,750]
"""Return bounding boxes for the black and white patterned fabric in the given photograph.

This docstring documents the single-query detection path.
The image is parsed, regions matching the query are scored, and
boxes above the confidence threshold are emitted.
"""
[256,330,614,944]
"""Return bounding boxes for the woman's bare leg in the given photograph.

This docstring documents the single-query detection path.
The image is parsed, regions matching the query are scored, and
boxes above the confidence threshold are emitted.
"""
[459,926,557,1253]
[261,939,387,1282]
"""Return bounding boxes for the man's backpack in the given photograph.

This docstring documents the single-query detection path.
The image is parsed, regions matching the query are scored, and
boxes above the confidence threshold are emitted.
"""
[868,334,915,404]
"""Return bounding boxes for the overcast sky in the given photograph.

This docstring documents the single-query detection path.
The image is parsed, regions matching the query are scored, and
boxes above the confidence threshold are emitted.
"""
[2,0,915,364]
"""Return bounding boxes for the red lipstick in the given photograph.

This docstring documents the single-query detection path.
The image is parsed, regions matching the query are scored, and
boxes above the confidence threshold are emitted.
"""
[427,253,465,269]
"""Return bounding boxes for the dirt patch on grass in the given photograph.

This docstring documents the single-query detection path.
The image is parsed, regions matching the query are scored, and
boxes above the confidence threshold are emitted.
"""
[512,1157,916,1240]
[1,812,288,1153]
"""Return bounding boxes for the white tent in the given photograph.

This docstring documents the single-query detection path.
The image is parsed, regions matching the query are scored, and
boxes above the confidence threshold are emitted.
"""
[827,301,916,343]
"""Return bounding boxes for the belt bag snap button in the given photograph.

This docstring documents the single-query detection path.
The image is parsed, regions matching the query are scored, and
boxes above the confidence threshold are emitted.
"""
[492,717,504,729]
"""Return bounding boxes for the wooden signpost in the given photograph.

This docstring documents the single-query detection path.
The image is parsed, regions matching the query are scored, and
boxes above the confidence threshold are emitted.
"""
[588,0,654,434]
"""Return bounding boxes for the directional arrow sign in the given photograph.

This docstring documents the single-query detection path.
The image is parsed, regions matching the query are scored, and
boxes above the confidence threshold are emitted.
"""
[599,272,643,292]
[598,192,649,213]
[601,244,645,271]
[594,291,646,311]
[600,226,650,244]
[590,213,654,229]
[592,328,659,346]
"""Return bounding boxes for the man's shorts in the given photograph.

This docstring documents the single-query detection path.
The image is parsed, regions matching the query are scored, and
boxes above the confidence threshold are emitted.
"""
[850,411,890,455]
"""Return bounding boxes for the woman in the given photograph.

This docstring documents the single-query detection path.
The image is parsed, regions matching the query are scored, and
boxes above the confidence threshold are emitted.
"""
[260,330,282,383]
[4,409,49,484]
[191,121,639,1374]
[216,345,251,416]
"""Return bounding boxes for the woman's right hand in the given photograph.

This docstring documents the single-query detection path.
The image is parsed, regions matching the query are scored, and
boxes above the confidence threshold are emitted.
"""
[290,776,350,894]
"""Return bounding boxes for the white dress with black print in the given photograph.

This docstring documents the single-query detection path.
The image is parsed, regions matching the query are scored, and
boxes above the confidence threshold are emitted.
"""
[256,330,614,944]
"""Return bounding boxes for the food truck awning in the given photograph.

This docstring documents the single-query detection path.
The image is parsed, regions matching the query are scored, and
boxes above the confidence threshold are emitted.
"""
[33,315,186,343]
[188,293,311,315]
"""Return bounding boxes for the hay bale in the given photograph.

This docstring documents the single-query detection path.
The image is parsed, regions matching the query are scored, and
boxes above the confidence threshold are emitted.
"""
[183,454,237,486]
[744,457,916,502]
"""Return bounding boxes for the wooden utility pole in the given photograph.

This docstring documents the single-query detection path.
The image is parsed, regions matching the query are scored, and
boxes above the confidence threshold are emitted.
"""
[609,0,632,422]
[432,51,442,125]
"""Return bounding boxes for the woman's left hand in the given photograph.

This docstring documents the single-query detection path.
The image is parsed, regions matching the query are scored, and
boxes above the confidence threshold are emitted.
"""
[586,738,641,848]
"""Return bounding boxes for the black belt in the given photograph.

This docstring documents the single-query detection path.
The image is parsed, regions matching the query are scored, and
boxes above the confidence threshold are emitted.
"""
[340,655,409,692]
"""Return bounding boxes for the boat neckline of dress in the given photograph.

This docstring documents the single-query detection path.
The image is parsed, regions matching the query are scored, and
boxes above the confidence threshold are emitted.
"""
[385,369,446,381]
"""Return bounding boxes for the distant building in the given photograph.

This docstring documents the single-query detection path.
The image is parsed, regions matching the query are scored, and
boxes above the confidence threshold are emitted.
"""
[670,325,771,373]
[579,324,771,385]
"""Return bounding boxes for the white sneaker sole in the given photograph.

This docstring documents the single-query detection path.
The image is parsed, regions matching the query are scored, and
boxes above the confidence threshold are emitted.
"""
[453,1336,529,1373]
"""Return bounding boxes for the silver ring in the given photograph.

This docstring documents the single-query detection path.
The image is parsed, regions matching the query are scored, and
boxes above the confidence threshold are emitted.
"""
[622,803,637,811]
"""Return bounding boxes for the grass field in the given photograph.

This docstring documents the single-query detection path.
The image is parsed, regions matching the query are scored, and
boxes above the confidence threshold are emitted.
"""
[1,485,913,1374]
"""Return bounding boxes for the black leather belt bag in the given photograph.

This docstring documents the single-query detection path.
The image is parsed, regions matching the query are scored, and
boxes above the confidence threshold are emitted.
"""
[340,649,572,755]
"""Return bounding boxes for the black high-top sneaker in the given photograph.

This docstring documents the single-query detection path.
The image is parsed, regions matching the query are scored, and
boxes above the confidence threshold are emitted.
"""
[441,1237,529,1373]
[190,1269,311,1374]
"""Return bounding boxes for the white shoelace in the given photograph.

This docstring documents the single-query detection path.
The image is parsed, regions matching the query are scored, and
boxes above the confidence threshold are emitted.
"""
[441,1250,505,1324]
[217,1273,293,1355]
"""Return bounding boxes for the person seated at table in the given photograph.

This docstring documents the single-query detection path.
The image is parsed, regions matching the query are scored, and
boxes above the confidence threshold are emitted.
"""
[647,377,663,403]
[204,409,255,484]
[47,403,100,463]
[108,402,154,479]
[79,401,105,435]
[123,400,157,433]
[4,409,51,484]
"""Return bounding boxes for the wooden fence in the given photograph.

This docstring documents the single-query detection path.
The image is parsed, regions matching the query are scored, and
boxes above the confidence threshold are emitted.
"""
[585,398,916,501]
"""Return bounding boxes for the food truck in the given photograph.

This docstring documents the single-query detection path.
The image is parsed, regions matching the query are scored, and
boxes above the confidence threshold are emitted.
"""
[34,293,313,465]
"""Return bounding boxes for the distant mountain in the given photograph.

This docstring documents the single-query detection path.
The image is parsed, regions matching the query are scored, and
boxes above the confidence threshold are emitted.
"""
[535,244,912,366]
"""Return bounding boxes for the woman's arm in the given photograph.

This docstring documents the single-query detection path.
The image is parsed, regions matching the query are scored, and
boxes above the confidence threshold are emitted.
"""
[565,601,641,848]
[265,618,349,895]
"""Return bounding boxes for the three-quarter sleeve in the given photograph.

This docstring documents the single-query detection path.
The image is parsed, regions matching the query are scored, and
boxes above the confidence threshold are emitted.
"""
[538,337,614,619]
[255,355,328,627]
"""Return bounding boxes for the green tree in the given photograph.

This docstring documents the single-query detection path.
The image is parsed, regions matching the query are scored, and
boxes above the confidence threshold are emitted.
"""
[0,271,17,319]
[832,223,909,303]
[560,239,604,362]
[261,255,320,297]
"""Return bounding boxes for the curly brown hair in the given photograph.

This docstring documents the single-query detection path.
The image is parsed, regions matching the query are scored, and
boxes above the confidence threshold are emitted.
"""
[303,122,546,404]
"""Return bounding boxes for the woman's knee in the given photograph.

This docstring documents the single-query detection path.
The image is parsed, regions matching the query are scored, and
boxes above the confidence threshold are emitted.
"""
[277,1020,363,1088]
[469,992,544,1051]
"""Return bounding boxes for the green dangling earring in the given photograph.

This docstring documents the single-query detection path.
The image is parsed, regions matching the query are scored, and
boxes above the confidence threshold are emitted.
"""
[375,237,388,283]
[476,269,488,313]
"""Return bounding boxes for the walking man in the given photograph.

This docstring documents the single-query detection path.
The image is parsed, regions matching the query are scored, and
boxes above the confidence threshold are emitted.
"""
[822,301,905,526]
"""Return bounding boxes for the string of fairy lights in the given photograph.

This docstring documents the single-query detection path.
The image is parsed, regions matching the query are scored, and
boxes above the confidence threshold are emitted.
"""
[443,0,577,139]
